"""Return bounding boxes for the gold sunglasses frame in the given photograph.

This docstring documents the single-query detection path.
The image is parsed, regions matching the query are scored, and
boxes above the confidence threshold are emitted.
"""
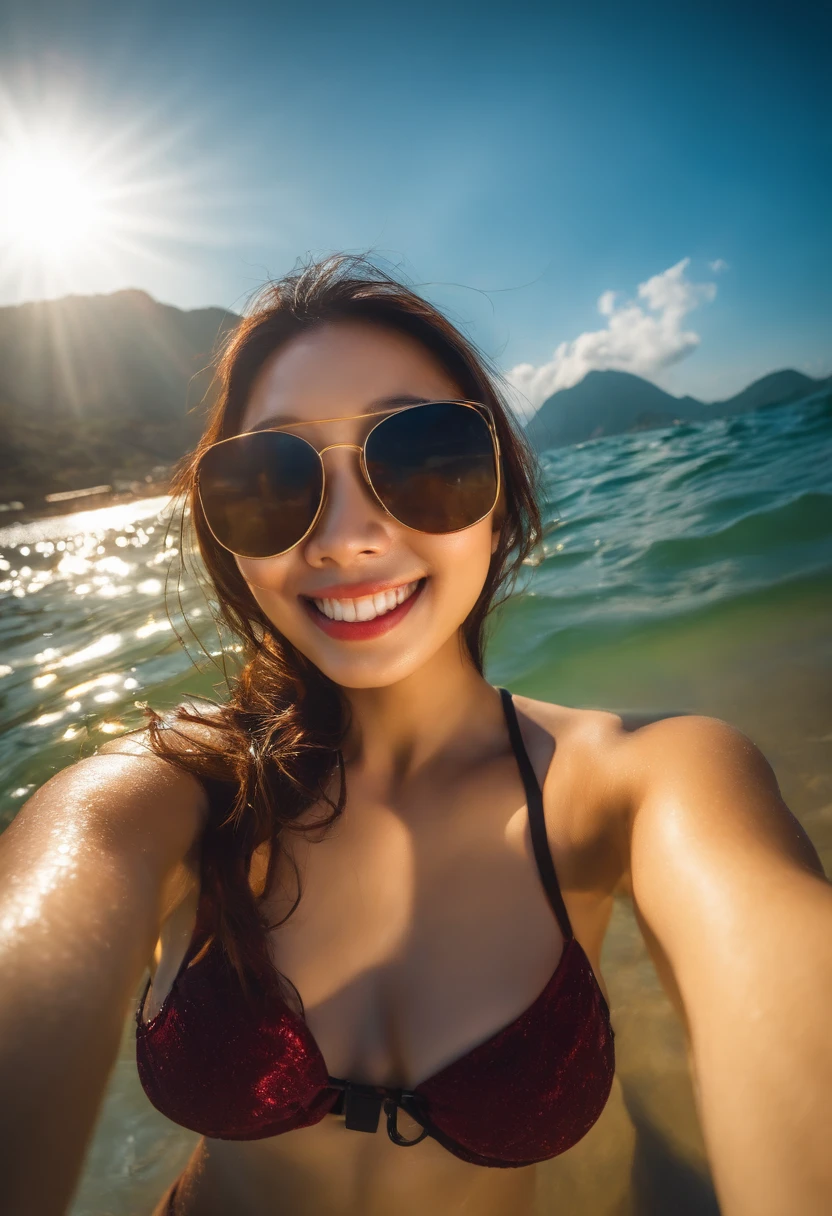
[196,399,503,560]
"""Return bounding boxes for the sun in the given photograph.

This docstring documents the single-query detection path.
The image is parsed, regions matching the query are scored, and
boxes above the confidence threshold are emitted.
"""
[0,113,186,300]
[1,133,117,262]
[0,105,231,302]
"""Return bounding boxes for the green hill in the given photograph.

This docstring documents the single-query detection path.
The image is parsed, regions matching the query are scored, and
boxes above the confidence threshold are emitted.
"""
[0,289,239,503]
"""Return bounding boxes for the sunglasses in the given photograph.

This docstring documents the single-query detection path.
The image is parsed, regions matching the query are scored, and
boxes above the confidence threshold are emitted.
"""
[196,399,502,559]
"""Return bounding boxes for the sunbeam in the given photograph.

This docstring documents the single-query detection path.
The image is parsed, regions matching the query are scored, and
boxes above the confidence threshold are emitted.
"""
[0,95,241,303]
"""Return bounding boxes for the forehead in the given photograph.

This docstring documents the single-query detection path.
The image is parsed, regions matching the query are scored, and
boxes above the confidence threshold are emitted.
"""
[240,320,462,432]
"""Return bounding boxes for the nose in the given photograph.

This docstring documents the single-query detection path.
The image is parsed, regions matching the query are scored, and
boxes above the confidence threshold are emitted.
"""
[302,446,392,568]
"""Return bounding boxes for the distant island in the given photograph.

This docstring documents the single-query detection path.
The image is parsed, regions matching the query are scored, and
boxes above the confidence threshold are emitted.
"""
[0,288,828,514]
[524,367,831,449]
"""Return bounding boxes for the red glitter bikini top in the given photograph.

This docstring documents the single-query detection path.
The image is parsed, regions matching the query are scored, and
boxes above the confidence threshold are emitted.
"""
[136,690,615,1169]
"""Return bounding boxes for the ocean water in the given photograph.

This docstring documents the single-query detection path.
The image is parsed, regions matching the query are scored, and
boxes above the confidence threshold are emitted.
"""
[1,390,830,1214]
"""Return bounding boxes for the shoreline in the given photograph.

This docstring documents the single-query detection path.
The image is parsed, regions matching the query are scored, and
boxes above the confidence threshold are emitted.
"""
[0,480,173,525]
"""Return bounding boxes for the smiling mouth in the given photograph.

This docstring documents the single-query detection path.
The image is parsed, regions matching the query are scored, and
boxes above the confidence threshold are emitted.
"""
[309,579,422,623]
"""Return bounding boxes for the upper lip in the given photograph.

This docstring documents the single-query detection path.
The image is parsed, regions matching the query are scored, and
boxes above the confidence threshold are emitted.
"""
[300,577,424,600]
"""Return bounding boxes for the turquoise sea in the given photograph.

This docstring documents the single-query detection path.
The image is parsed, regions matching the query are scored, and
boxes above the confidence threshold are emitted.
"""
[1,390,831,1214]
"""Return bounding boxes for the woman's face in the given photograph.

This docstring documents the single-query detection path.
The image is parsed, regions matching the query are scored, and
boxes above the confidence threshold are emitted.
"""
[232,320,500,690]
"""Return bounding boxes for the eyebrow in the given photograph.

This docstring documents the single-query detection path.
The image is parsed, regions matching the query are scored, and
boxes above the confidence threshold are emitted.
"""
[246,394,431,433]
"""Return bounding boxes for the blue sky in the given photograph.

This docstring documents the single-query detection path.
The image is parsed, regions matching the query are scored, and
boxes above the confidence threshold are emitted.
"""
[0,0,829,403]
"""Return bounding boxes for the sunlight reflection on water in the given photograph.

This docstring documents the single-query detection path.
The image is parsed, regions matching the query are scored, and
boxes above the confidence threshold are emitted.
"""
[0,495,238,824]
[0,496,171,549]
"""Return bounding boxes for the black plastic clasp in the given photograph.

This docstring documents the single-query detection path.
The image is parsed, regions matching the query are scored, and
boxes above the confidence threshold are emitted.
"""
[384,1096,430,1146]
[342,1082,383,1133]
[328,1077,429,1144]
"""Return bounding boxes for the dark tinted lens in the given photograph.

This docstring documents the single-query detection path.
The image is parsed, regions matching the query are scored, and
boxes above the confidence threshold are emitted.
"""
[365,402,498,532]
[197,431,323,557]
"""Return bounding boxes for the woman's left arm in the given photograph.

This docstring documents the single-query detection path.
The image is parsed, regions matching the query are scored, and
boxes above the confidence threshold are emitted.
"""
[623,714,831,1216]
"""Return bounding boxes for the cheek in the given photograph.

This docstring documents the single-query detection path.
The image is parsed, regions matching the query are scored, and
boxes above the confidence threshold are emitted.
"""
[421,521,495,606]
[234,556,297,625]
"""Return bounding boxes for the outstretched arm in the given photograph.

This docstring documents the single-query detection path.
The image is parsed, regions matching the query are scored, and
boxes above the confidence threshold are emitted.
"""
[624,715,831,1216]
[0,749,206,1216]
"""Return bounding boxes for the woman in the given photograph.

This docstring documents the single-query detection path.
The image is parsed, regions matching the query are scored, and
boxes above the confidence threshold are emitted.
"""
[0,256,829,1216]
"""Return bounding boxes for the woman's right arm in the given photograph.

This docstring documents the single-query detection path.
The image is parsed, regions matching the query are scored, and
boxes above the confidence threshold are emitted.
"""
[0,745,208,1216]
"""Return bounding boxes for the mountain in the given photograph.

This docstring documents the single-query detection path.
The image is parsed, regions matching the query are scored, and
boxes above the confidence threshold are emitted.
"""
[0,287,828,506]
[524,367,830,450]
[714,369,819,414]
[0,290,239,502]
[524,371,697,449]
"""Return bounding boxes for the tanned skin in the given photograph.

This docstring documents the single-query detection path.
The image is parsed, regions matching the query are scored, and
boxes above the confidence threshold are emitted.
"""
[1,322,829,1216]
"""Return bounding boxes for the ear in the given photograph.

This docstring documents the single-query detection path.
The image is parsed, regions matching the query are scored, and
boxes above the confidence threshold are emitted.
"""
[490,526,501,556]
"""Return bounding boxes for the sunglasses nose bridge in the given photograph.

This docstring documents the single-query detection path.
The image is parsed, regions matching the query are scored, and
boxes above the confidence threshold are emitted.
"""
[317,441,363,457]
[317,441,375,492]
[315,440,380,515]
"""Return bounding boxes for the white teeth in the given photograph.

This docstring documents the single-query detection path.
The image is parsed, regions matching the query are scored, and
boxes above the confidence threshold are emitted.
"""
[312,580,420,623]
[355,598,375,622]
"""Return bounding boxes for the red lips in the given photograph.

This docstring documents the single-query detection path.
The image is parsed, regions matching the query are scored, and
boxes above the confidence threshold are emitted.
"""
[302,579,425,641]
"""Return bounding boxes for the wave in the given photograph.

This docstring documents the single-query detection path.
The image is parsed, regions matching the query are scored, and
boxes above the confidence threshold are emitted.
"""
[637,491,832,569]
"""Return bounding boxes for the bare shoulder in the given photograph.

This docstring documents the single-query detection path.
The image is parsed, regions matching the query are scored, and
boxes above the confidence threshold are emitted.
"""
[0,713,223,999]
[507,700,770,884]
[619,712,826,879]
[510,693,636,799]
[508,695,637,886]
[3,701,227,895]
[512,694,629,753]
[92,698,233,858]
[516,701,825,877]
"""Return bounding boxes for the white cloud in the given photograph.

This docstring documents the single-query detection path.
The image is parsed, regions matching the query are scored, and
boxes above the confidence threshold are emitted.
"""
[597,289,617,317]
[507,258,718,413]
[708,258,729,273]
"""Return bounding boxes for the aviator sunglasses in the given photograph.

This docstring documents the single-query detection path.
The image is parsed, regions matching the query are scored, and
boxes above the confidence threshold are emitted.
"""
[196,399,502,559]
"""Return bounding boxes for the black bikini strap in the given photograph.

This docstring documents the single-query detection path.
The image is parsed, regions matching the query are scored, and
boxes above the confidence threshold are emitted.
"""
[498,688,574,943]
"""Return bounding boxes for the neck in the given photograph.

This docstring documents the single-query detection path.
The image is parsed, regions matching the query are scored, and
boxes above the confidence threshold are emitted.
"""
[339,634,505,787]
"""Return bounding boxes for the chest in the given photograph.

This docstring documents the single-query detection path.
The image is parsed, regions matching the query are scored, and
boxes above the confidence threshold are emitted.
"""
[254,753,587,1088]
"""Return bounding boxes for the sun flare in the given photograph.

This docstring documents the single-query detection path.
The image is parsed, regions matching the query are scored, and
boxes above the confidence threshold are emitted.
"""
[2,137,112,258]
[0,103,233,301]
[0,111,189,300]
[4,138,103,251]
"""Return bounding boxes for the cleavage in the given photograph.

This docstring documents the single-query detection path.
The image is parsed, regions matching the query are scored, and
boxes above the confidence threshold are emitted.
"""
[261,778,566,1088]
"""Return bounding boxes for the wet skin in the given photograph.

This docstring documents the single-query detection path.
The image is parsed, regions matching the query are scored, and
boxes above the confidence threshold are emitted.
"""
[139,322,831,1216]
[11,319,825,1216]
[143,321,628,1216]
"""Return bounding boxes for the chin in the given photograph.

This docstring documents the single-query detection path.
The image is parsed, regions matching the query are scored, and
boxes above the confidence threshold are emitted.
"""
[295,642,435,691]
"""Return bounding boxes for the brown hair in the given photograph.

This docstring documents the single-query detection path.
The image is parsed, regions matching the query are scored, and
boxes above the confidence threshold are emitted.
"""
[147,254,542,1004]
